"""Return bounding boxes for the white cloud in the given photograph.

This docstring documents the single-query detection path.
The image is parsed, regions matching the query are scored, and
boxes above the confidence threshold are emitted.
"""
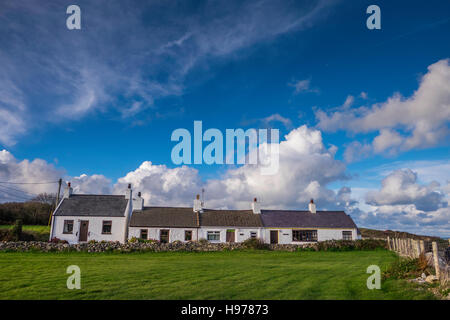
[365,169,444,211]
[260,113,293,128]
[71,174,112,195]
[316,59,450,161]
[0,0,335,146]
[355,168,450,237]
[113,125,349,211]
[0,150,63,200]
[289,79,319,94]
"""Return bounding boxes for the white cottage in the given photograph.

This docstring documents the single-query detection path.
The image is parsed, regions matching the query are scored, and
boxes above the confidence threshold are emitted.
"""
[50,184,359,244]
[259,199,359,244]
[49,183,135,244]
[128,197,264,243]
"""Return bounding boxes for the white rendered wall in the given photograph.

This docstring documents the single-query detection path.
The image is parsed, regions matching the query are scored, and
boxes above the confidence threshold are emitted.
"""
[198,227,263,243]
[51,216,127,244]
[128,227,199,242]
[262,228,358,244]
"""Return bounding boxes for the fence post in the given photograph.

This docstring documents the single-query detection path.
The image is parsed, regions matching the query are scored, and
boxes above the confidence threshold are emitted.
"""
[387,236,391,250]
[432,242,440,280]
[414,240,420,258]
[419,240,425,254]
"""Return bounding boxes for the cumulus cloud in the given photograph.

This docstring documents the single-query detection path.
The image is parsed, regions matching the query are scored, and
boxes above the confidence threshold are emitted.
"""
[0,150,63,201]
[0,149,113,201]
[113,162,202,207]
[113,125,351,211]
[365,169,444,211]
[356,169,450,237]
[316,59,450,161]
[71,174,112,195]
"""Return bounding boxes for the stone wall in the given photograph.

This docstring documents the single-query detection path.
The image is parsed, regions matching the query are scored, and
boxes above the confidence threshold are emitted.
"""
[0,239,386,253]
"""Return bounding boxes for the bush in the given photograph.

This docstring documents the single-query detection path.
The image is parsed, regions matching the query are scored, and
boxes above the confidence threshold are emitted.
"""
[382,257,433,280]
[242,238,268,250]
[11,219,22,241]
[198,238,209,245]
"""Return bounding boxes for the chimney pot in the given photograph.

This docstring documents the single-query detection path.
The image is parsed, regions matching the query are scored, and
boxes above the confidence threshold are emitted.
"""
[252,197,261,214]
[308,199,316,214]
[193,194,203,212]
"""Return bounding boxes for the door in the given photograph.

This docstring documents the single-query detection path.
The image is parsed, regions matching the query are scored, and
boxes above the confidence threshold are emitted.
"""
[270,230,278,244]
[160,229,169,243]
[79,220,89,242]
[226,230,235,243]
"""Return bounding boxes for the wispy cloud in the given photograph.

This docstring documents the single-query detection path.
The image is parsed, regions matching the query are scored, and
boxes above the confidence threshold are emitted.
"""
[0,0,336,146]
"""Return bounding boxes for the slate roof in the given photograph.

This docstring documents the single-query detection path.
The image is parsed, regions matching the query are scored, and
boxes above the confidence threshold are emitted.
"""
[129,207,264,228]
[260,210,357,229]
[54,195,128,217]
[130,207,199,227]
[200,209,263,227]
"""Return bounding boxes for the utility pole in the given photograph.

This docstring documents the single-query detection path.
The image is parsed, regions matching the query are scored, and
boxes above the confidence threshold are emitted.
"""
[48,178,62,226]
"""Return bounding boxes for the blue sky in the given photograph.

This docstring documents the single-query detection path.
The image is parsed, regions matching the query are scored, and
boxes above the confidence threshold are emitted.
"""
[0,0,449,237]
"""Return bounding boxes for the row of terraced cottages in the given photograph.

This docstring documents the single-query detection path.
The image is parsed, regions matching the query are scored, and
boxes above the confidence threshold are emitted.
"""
[50,184,360,244]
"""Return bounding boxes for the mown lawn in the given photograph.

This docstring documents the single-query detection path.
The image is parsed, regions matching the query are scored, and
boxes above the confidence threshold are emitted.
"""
[0,225,50,234]
[0,250,435,300]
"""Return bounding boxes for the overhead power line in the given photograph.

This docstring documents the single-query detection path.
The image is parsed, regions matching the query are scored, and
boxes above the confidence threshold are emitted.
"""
[0,180,59,185]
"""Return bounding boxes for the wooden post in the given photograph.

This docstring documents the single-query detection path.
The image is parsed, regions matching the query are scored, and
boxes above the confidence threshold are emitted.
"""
[414,240,420,258]
[408,238,413,257]
[419,240,425,254]
[393,238,397,251]
[432,242,440,280]
[387,236,391,250]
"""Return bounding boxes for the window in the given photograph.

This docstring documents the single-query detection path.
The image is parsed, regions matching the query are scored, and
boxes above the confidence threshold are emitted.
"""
[250,231,257,239]
[140,229,148,240]
[292,230,317,242]
[102,221,112,234]
[185,230,192,241]
[342,231,352,240]
[160,229,169,243]
[207,231,220,241]
[63,220,73,234]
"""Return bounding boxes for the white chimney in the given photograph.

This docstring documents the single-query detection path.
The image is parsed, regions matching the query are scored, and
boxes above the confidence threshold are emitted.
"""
[251,197,261,214]
[193,194,203,212]
[125,183,132,200]
[308,199,316,214]
[133,191,144,211]
[63,182,73,199]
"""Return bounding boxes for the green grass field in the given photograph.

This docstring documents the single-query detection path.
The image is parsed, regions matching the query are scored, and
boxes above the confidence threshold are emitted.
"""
[0,225,50,233]
[0,250,435,300]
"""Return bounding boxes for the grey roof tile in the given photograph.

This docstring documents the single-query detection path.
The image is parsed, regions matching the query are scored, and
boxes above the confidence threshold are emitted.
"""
[260,210,357,228]
[54,195,128,217]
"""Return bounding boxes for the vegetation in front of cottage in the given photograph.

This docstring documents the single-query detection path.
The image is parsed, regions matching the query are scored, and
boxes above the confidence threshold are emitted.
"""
[0,238,387,253]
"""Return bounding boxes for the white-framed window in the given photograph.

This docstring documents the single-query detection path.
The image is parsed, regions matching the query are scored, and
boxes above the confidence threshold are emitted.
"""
[207,231,220,241]
[342,231,352,240]
[63,220,73,234]
[250,231,257,238]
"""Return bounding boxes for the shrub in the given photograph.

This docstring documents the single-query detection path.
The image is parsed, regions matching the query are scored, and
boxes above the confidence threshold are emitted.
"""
[128,237,138,243]
[198,238,209,245]
[11,219,22,241]
[382,257,432,280]
[242,238,268,250]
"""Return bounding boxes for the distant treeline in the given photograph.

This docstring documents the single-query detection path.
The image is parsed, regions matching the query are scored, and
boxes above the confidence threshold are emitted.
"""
[0,202,53,225]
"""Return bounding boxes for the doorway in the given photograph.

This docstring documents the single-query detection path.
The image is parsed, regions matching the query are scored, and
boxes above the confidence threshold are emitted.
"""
[79,220,89,242]
[226,229,235,243]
